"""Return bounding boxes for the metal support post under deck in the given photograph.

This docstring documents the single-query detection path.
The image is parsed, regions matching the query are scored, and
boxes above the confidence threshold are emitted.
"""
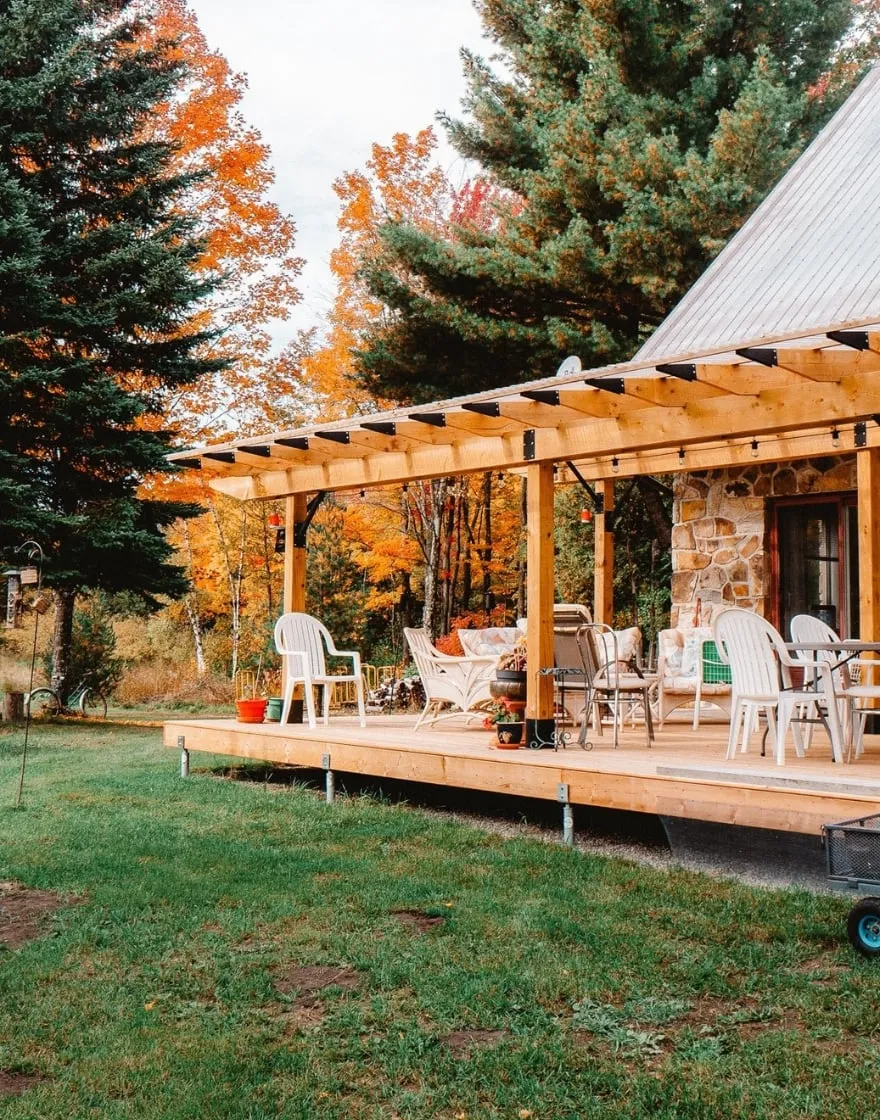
[178,736,189,778]
[558,783,574,846]
[322,753,335,804]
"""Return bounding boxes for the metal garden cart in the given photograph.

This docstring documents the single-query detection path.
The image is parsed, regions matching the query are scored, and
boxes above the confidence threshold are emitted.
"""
[822,813,880,956]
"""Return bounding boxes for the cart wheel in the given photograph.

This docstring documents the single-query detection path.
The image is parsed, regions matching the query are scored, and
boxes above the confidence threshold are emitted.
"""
[847,897,880,957]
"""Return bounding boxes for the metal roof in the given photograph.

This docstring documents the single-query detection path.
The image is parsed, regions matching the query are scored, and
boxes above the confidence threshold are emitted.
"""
[637,65,880,361]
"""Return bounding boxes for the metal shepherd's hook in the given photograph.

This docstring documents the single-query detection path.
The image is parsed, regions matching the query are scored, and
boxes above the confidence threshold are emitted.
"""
[15,541,45,809]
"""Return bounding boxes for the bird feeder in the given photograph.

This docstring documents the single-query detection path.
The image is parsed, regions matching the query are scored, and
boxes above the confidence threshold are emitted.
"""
[20,565,39,586]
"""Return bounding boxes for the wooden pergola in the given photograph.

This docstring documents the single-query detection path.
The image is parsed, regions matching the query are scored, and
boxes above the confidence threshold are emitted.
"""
[171,320,880,737]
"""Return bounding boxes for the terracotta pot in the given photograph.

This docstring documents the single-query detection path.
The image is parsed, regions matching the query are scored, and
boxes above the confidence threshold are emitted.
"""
[496,721,524,747]
[236,698,267,724]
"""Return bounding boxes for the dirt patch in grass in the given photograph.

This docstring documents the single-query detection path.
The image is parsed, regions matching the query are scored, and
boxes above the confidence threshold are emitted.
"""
[0,882,70,949]
[0,1071,48,1096]
[273,964,362,1004]
[392,909,447,933]
[439,1029,508,1058]
[276,1001,327,1032]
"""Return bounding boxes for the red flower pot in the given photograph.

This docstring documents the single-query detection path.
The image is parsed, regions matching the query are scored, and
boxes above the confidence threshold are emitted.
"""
[236,698,267,724]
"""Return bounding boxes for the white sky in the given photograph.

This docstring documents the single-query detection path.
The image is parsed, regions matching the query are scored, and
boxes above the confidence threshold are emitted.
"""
[187,0,489,350]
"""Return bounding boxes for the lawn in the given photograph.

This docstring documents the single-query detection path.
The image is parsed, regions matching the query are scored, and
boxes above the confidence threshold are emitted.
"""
[0,722,876,1119]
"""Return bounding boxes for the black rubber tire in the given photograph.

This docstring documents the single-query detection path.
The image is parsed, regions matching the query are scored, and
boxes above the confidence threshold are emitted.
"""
[847,897,880,958]
[26,688,59,718]
[80,689,107,720]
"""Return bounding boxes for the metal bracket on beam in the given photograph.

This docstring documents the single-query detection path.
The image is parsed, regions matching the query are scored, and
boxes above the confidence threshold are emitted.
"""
[361,421,396,436]
[293,490,327,548]
[585,377,625,394]
[655,363,697,381]
[275,437,310,451]
[237,444,271,457]
[855,421,868,448]
[462,401,501,417]
[736,347,777,367]
[409,412,446,427]
[520,389,560,406]
[203,451,236,464]
[523,429,536,460]
[828,329,870,351]
[315,430,351,444]
[174,457,202,470]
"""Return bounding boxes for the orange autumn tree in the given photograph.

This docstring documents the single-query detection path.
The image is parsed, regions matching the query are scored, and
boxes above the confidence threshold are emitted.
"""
[142,0,305,438]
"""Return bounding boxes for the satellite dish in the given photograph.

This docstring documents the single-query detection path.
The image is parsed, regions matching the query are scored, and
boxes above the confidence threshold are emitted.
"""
[556,355,582,377]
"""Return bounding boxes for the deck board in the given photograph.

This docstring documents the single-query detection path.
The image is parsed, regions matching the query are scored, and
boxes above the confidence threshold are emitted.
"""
[162,714,880,835]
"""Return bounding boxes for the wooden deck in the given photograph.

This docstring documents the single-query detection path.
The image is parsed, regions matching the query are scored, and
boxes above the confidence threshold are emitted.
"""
[163,713,880,836]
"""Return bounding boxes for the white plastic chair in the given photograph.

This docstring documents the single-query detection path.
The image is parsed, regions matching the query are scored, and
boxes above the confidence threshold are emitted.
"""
[274,613,366,729]
[404,627,496,729]
[713,609,844,765]
[790,613,880,760]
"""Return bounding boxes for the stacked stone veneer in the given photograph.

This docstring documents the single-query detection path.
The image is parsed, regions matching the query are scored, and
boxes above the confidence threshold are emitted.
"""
[671,455,856,626]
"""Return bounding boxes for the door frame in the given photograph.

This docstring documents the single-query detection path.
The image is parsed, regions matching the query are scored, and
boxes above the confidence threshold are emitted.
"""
[768,491,857,636]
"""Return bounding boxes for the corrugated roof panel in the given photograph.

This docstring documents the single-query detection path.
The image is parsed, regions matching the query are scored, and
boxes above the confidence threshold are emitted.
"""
[638,65,880,360]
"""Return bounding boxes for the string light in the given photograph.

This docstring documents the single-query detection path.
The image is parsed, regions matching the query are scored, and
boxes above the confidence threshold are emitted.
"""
[611,457,620,474]
[678,447,686,465]
[831,427,841,449]
[359,489,366,499]
[750,439,759,458]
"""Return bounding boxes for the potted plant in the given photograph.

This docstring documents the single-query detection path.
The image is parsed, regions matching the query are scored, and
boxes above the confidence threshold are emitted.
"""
[490,640,527,706]
[482,702,524,748]
[235,680,267,724]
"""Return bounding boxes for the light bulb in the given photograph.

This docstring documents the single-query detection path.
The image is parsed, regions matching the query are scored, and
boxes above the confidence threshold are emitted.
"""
[831,428,841,449]
[611,457,620,474]
[750,439,759,458]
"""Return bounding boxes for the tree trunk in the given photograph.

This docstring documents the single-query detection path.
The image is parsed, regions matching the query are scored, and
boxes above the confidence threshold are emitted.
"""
[50,588,76,699]
[2,692,24,723]
[181,520,207,675]
[481,471,493,614]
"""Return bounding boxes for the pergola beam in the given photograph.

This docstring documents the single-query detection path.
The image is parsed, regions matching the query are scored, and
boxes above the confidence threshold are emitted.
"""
[202,370,880,499]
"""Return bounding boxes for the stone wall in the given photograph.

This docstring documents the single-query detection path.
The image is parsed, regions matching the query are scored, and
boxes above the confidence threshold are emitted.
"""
[671,455,856,626]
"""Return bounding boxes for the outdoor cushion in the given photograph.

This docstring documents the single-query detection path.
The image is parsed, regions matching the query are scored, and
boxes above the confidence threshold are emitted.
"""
[598,626,642,668]
[457,627,521,659]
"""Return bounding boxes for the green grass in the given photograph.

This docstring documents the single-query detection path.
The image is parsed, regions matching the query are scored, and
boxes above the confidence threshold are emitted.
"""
[0,722,877,1119]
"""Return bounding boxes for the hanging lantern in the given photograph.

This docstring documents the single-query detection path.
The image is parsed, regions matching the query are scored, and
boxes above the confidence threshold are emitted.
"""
[267,512,282,528]
[580,508,593,523]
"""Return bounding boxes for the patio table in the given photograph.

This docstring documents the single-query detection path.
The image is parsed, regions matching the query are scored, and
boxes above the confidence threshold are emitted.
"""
[784,641,880,759]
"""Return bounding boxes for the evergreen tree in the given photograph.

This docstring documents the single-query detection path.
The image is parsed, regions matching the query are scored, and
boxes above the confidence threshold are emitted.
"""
[0,0,224,695]
[355,0,870,402]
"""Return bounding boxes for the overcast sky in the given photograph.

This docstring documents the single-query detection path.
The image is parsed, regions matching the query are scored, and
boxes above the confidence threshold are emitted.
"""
[187,0,489,349]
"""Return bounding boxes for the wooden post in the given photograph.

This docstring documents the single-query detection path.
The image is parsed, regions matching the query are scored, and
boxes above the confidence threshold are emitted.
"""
[593,479,615,625]
[525,462,555,737]
[858,452,880,717]
[283,493,307,615]
[282,494,308,717]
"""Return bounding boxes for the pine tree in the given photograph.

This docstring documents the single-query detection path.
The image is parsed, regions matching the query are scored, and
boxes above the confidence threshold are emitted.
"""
[355,0,872,402]
[0,0,225,696]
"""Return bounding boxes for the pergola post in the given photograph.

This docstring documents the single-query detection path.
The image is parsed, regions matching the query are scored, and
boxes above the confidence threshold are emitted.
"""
[593,479,615,625]
[283,493,307,614]
[526,462,555,746]
[281,493,307,720]
[858,452,880,710]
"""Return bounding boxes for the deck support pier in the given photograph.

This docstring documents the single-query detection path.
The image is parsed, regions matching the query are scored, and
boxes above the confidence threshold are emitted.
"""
[558,783,574,845]
[593,479,614,625]
[322,753,335,804]
[526,462,556,747]
[178,736,189,779]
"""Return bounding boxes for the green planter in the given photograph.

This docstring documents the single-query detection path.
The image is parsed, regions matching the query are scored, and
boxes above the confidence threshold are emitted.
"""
[265,697,283,722]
